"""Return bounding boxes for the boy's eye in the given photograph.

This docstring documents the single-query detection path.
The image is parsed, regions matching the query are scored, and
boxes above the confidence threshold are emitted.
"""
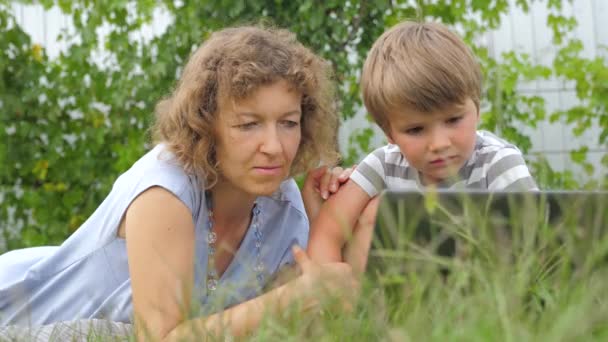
[405,126,424,135]
[446,116,463,124]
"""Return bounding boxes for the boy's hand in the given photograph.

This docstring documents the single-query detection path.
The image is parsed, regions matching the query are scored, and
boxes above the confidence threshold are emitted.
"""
[302,165,355,221]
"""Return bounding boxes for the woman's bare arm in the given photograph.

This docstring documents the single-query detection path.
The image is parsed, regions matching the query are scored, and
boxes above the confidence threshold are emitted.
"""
[125,187,196,341]
[125,187,355,341]
[166,246,355,340]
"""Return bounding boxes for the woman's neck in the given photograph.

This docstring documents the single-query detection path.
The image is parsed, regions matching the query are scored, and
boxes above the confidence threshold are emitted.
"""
[207,182,257,232]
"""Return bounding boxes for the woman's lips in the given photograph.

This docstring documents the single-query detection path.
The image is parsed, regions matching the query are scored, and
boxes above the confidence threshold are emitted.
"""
[253,166,283,175]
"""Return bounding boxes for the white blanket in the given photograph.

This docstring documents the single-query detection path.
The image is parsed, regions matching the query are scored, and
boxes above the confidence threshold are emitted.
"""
[0,319,133,341]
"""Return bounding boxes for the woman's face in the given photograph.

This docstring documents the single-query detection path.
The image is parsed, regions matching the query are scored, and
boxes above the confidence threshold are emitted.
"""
[213,79,302,197]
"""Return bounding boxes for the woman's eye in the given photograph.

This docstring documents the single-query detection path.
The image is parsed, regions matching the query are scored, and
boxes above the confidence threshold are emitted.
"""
[237,122,258,130]
[281,120,300,128]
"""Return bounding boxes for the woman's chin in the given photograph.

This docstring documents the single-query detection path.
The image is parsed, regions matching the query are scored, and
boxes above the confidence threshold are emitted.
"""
[248,181,284,197]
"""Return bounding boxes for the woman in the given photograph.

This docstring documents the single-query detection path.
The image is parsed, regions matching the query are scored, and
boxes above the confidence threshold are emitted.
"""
[0,26,356,340]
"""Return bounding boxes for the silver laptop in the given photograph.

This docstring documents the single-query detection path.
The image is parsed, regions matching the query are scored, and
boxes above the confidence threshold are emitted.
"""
[365,190,608,282]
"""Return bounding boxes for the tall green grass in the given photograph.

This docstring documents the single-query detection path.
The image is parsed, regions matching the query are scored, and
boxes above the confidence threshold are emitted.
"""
[4,192,607,341]
[249,191,608,341]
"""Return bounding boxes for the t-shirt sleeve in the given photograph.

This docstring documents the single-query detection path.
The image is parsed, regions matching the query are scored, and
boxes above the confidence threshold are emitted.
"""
[110,149,200,225]
[114,164,196,214]
[350,147,388,197]
[486,147,539,191]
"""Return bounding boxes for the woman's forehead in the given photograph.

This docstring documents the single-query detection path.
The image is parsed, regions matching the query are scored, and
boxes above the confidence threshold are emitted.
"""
[218,81,302,115]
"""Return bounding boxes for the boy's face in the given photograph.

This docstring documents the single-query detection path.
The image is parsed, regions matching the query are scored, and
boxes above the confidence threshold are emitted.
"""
[386,98,479,185]
[213,79,302,197]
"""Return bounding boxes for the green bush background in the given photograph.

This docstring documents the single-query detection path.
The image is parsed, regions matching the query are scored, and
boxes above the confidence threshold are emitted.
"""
[1,0,607,252]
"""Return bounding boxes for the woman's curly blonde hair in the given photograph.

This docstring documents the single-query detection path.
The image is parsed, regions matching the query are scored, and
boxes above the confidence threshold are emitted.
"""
[152,26,340,188]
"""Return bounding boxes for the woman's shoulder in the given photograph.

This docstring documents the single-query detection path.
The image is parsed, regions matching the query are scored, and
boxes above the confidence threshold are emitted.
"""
[122,144,187,177]
[119,145,195,183]
[112,144,202,213]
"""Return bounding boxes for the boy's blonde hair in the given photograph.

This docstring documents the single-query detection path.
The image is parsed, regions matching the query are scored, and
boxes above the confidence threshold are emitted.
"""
[152,26,339,187]
[361,21,482,133]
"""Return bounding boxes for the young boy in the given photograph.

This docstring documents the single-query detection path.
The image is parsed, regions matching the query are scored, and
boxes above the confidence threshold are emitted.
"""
[308,21,538,266]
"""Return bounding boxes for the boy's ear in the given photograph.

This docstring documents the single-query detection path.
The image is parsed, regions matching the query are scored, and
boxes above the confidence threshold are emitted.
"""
[382,122,395,144]
[383,124,395,144]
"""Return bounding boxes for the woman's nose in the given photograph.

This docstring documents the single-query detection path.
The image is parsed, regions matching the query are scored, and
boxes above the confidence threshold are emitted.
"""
[259,127,283,155]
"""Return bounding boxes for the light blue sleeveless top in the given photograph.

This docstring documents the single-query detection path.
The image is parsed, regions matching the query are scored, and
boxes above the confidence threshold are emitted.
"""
[0,144,308,327]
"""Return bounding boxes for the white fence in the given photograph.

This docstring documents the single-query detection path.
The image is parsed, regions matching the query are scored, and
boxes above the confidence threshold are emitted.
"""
[489,0,606,180]
[9,0,607,182]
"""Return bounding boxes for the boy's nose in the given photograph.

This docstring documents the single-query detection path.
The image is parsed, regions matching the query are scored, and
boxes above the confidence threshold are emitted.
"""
[428,129,450,152]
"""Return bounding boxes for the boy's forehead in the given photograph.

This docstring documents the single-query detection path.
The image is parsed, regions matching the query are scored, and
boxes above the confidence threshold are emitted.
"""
[387,99,474,121]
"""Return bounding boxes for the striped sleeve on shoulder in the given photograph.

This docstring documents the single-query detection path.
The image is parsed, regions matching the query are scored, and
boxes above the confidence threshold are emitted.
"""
[486,147,538,191]
[350,146,388,197]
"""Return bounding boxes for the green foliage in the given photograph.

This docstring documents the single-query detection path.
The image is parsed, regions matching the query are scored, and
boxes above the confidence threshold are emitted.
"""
[1,0,606,251]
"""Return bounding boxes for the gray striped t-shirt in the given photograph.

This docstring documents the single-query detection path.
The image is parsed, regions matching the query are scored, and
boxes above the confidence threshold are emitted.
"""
[350,130,538,197]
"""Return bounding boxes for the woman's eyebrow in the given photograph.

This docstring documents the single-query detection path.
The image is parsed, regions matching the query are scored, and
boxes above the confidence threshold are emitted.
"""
[234,110,302,118]
[280,110,302,117]
[234,112,259,119]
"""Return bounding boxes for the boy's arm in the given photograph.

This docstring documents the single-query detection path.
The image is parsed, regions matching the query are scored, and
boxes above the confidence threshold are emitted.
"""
[301,165,355,222]
[343,196,381,276]
[307,180,372,263]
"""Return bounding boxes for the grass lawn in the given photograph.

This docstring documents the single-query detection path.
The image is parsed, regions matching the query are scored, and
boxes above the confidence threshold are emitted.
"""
[250,192,608,341]
[4,192,607,341]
